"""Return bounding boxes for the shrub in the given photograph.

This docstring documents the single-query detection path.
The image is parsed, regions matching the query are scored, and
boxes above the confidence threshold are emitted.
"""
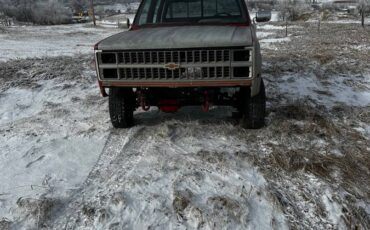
[277,0,313,21]
[0,0,71,25]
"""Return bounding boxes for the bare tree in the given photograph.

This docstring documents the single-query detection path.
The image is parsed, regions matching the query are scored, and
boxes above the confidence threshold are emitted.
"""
[70,0,88,14]
[276,0,291,37]
[359,0,369,27]
[34,0,71,24]
[277,0,311,21]
[89,0,96,26]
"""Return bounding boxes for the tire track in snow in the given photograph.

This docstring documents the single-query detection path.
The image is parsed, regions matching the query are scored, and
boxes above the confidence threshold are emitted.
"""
[53,126,154,229]
[50,123,287,229]
[84,126,145,186]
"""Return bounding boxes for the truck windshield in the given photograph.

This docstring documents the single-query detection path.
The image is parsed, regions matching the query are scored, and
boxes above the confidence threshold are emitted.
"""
[135,0,247,26]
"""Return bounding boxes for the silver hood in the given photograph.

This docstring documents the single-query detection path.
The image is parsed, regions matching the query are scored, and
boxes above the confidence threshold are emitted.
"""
[97,26,253,50]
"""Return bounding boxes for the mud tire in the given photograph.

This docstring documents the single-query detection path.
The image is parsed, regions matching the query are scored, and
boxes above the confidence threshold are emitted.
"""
[241,79,266,129]
[109,88,135,128]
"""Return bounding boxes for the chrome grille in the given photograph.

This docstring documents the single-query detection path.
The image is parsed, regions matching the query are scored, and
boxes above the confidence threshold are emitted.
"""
[117,67,230,80]
[117,50,231,64]
[97,48,252,81]
[120,68,182,79]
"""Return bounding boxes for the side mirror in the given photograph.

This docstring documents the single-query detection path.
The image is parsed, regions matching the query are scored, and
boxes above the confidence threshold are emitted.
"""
[118,18,130,29]
[255,11,271,23]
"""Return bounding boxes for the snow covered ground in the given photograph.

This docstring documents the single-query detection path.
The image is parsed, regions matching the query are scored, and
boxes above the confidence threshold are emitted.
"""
[250,11,280,22]
[0,24,121,62]
[96,14,136,28]
[0,20,370,229]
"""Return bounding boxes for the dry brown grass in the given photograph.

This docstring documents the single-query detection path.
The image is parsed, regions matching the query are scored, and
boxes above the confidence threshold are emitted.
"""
[0,55,91,91]
[245,96,370,229]
[263,22,370,78]
[16,197,60,229]
[0,218,11,230]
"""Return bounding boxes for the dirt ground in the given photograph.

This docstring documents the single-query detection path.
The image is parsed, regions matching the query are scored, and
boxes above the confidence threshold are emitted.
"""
[0,21,369,229]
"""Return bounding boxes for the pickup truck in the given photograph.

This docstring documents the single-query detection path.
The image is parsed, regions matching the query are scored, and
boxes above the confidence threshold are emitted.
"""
[94,0,270,129]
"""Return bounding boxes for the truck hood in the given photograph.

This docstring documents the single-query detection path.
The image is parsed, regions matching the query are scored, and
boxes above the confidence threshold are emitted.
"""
[97,25,253,50]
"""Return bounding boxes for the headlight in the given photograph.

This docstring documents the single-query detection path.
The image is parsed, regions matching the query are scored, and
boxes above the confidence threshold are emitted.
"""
[103,69,118,79]
[233,67,250,78]
[233,50,250,62]
[101,53,116,64]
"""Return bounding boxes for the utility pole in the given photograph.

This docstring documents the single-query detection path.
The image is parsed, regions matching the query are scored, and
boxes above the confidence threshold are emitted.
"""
[90,0,96,27]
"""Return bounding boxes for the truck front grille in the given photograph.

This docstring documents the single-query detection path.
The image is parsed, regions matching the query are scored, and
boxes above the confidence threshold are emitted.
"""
[117,67,231,80]
[117,50,230,64]
[96,48,252,81]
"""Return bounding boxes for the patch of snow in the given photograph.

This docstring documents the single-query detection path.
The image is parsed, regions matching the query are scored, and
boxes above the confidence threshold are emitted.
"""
[0,24,120,62]
[257,31,274,39]
[49,120,288,229]
[96,14,136,28]
[260,37,291,43]
[330,149,344,157]
[349,44,370,51]
[1,138,106,217]
[271,73,370,107]
[366,125,370,137]
[249,10,280,22]
[258,24,303,30]
[0,80,90,125]
[322,190,344,229]
[0,67,289,228]
[0,76,110,220]
[324,19,369,24]
[355,199,370,219]
[258,24,285,30]
[260,37,291,49]
[354,122,370,139]
[97,20,120,27]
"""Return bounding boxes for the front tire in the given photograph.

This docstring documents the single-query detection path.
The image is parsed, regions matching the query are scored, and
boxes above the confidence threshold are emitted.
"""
[241,79,266,129]
[109,88,135,128]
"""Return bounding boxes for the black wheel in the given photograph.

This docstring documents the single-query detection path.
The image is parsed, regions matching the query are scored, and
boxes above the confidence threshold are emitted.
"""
[240,79,266,129]
[109,88,135,128]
